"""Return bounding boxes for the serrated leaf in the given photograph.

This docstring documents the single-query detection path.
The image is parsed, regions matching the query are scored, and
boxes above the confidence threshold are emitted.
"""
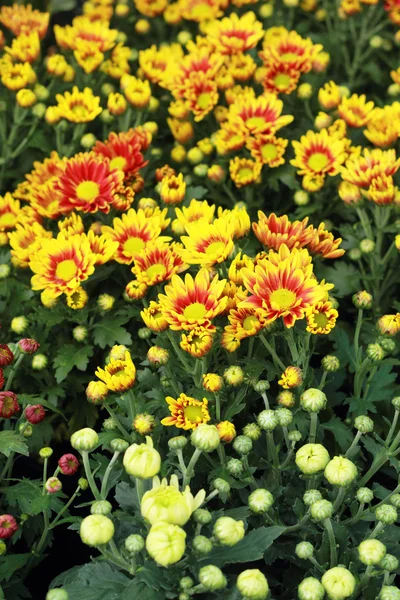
[115,481,137,511]
[321,416,353,452]
[0,554,31,582]
[92,315,132,349]
[185,185,208,200]
[323,262,361,298]
[51,563,130,600]
[0,431,29,457]
[53,344,93,383]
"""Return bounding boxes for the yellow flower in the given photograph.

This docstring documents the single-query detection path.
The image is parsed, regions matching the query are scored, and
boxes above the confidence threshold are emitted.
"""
[123,75,151,108]
[133,413,155,435]
[278,366,303,389]
[86,381,109,404]
[55,86,102,123]
[229,157,262,188]
[174,199,215,231]
[217,421,236,443]
[180,326,215,358]
[203,373,223,393]
[107,92,127,115]
[228,253,254,286]
[146,521,186,567]
[1,61,36,91]
[9,223,52,268]
[178,218,235,268]
[66,286,89,310]
[160,173,186,205]
[161,393,210,430]
[141,301,169,332]
[16,88,37,108]
[141,474,205,525]
[95,350,136,392]
[306,301,338,334]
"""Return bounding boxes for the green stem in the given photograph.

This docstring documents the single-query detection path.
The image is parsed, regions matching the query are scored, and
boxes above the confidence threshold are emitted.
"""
[104,404,131,440]
[318,371,328,390]
[309,413,318,444]
[5,353,24,391]
[345,431,362,458]
[353,309,363,366]
[42,458,48,495]
[359,453,389,487]
[324,518,338,568]
[333,487,347,513]
[176,449,186,474]
[285,328,299,365]
[167,331,192,372]
[135,478,145,504]
[367,521,385,540]
[50,485,81,529]
[215,393,221,421]
[259,334,286,371]
[343,502,365,525]
[101,451,120,498]
[82,451,101,501]
[182,448,201,488]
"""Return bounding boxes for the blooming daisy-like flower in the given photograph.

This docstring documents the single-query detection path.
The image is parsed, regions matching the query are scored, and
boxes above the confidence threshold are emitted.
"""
[278,366,303,389]
[221,280,248,314]
[139,44,184,84]
[141,301,169,332]
[134,0,168,17]
[260,28,322,74]
[205,11,264,55]
[29,233,96,298]
[182,72,219,122]
[227,306,264,340]
[161,393,210,429]
[101,208,171,264]
[261,62,301,96]
[240,244,326,328]
[9,223,52,268]
[95,351,136,393]
[55,153,123,214]
[178,218,235,267]
[253,212,313,251]
[74,43,104,74]
[175,199,216,231]
[217,205,251,239]
[306,301,338,334]
[5,31,40,64]
[25,151,67,190]
[227,52,257,81]
[123,75,151,109]
[247,135,288,167]
[132,243,188,286]
[340,148,400,189]
[307,223,345,259]
[160,173,186,205]
[162,46,224,99]
[86,230,119,266]
[93,129,149,179]
[0,193,20,233]
[229,93,294,137]
[159,269,227,331]
[180,326,215,357]
[54,86,102,123]
[364,105,400,148]
[337,94,374,128]
[1,61,36,91]
[0,4,49,38]
[367,175,396,205]
[30,182,65,220]
[54,16,117,52]
[58,213,85,237]
[229,157,262,188]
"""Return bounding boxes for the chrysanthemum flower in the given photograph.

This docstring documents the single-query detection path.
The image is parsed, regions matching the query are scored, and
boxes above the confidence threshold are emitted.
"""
[229,93,294,136]
[175,199,215,231]
[260,28,322,74]
[55,153,123,214]
[9,223,52,268]
[215,118,248,154]
[160,173,186,205]
[54,16,117,52]
[229,157,262,188]
[159,268,227,331]
[180,326,215,357]
[240,244,326,328]
[227,52,257,81]
[363,105,400,148]
[217,206,251,239]
[247,135,288,167]
[340,148,400,189]
[5,31,40,64]
[134,0,168,17]
[125,279,148,300]
[253,212,314,251]
[101,208,171,264]
[107,92,127,116]
[367,175,396,206]
[55,86,102,123]
[228,253,254,286]
[221,325,241,352]
[58,213,85,237]
[307,223,345,259]
[123,75,151,109]
[29,233,96,298]
[30,182,65,220]
[87,230,119,266]
[278,366,303,389]
[95,351,136,392]
[182,72,219,122]
[203,373,224,393]
[376,313,400,336]
[205,11,264,55]
[217,421,236,442]
[261,62,301,96]
[132,243,188,286]
[66,286,89,310]
[1,61,36,91]
[74,43,104,74]
[337,94,374,128]
[0,4,49,38]
[0,193,21,233]
[161,393,210,429]
[306,301,338,334]
[167,118,195,144]
[178,0,224,22]
[93,129,149,179]
[139,44,184,84]
[178,218,234,267]
[227,306,264,340]
[141,301,169,332]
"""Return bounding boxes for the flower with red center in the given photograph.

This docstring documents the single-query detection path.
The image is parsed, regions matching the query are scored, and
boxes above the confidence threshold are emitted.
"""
[182,72,219,122]
[240,244,326,328]
[364,105,400,148]
[217,421,236,442]
[0,344,14,367]
[0,4,49,38]
[162,45,224,98]
[55,86,102,123]
[340,148,400,189]
[58,213,85,237]
[25,404,46,424]
[307,224,345,259]
[337,94,374,128]
[230,93,294,136]
[161,393,210,430]
[205,11,264,55]
[215,118,248,154]
[54,16,117,52]
[262,62,301,96]
[74,43,104,74]
[58,453,80,475]
[253,212,314,251]
[141,301,169,332]
[29,233,96,298]
[178,218,234,268]
[18,338,40,355]
[260,28,322,74]
[306,301,338,334]
[278,366,303,389]
[227,306,264,340]
[247,135,288,167]
[158,268,227,331]
[55,153,123,214]
[227,52,257,81]
[95,351,136,393]
[180,326,215,357]
[111,184,135,212]
[0,392,20,418]
[368,175,396,205]
[229,157,262,188]
[0,515,18,539]
[132,243,188,286]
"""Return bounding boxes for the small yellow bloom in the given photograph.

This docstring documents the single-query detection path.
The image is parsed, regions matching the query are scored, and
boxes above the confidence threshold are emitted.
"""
[16,88,36,108]
[161,393,210,430]
[217,421,236,443]
[95,350,136,392]
[278,366,303,389]
[203,373,223,393]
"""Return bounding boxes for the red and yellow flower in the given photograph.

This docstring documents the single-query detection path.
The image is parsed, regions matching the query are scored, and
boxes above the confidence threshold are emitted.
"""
[306,301,338,334]
[229,93,294,136]
[93,129,149,180]
[205,11,264,55]
[132,243,188,286]
[180,326,215,357]
[227,306,264,339]
[247,135,288,167]
[54,86,102,123]
[0,4,49,38]
[260,27,322,74]
[0,194,20,233]
[217,421,236,442]
[86,231,119,266]
[278,366,303,389]
[5,31,41,64]
[229,157,262,188]
[9,223,52,268]
[175,199,215,231]
[228,253,254,286]
[54,16,117,52]
[141,301,169,332]
[178,218,234,267]
[337,94,374,128]
[161,393,210,430]
[261,62,301,96]
[318,81,341,110]
[139,44,184,84]
[253,212,313,251]
[95,351,136,392]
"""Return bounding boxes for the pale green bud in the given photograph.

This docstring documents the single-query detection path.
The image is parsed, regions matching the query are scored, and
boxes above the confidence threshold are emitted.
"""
[358,539,386,565]
[257,409,278,431]
[324,456,357,487]
[253,380,270,393]
[354,416,374,433]
[296,444,330,474]
[110,438,129,452]
[243,423,262,440]
[300,388,327,413]
[168,436,188,451]
[303,489,322,506]
[380,587,400,600]
[46,590,69,600]
[366,343,385,361]
[78,478,88,490]
[39,447,53,459]
[321,566,356,599]
[213,478,231,493]
[179,577,194,591]
[80,514,114,546]
[360,239,375,254]
[298,577,325,600]
[11,316,28,334]
[296,541,314,559]
[191,424,220,452]
[198,565,227,591]
[193,508,212,524]
[193,535,212,555]
[103,418,118,431]
[226,458,243,476]
[125,534,145,554]
[289,430,302,443]
[376,504,397,524]
[392,397,400,410]
[70,428,99,452]
[213,517,245,546]
[294,190,309,206]
[90,501,112,516]
[356,488,373,503]
[380,554,398,572]
[72,326,87,342]
[310,500,333,521]
[275,407,293,426]
[390,493,400,508]
[233,435,252,455]
[32,354,47,370]
[236,569,269,599]
[248,489,274,514]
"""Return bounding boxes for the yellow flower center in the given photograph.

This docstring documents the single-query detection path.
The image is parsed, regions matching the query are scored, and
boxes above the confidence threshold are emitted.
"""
[205,241,226,256]
[270,288,296,311]
[261,143,278,161]
[123,236,145,255]
[76,180,100,201]
[246,116,266,130]
[314,312,329,328]
[110,156,127,171]
[243,315,258,331]
[191,4,213,19]
[184,405,204,423]
[71,104,89,118]
[238,167,254,180]
[183,302,207,320]
[0,213,17,228]
[56,259,78,281]
[146,263,167,279]
[274,73,291,89]
[308,152,329,172]
[281,52,298,61]
[197,93,212,110]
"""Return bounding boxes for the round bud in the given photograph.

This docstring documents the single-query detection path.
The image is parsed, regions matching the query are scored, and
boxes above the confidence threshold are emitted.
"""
[310,499,334,521]
[180,577,194,591]
[277,390,295,407]
[110,438,129,453]
[103,418,118,431]
[354,416,374,433]
[296,541,314,560]
[248,489,274,514]
[236,569,269,599]
[20,424,33,437]
[213,478,231,493]
[294,190,309,206]
[233,435,252,456]
[90,501,112,516]
[390,494,400,508]
[138,327,152,340]
[191,424,220,453]
[0,541,6,555]
[193,509,212,525]
[123,437,161,479]
[296,444,330,474]
[380,586,400,600]
[360,239,375,254]
[243,423,262,440]
[303,489,322,506]
[348,248,362,261]
[124,534,145,554]
[70,428,99,452]
[367,343,385,361]
[257,409,278,431]
[224,366,244,386]
[358,539,386,565]
[300,388,327,413]
[288,430,302,443]
[380,338,396,353]
[39,447,53,459]
[168,436,188,451]
[78,478,88,490]
[213,516,245,546]
[72,326,87,342]
[80,515,114,546]
[380,554,398,572]
[198,565,227,591]
[321,566,356,599]
[179,594,190,600]
[321,355,340,373]
[392,397,400,410]
[46,590,69,600]
[253,380,270,393]
[375,504,397,524]
[324,456,357,487]
[356,488,374,503]
[298,577,325,600]
[275,408,293,427]
[226,458,243,476]
[193,535,213,555]
[353,291,373,310]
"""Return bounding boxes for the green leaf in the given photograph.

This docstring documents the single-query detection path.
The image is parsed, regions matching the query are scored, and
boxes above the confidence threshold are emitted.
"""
[199,526,285,567]
[0,554,31,582]
[53,345,93,383]
[115,482,137,511]
[121,583,159,600]
[51,563,130,600]
[321,417,353,452]
[48,0,77,12]
[185,185,208,200]
[93,315,132,349]
[323,262,361,298]
[0,431,29,457]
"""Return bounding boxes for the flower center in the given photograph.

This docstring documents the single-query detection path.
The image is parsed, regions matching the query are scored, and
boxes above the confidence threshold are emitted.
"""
[243,315,258,331]
[146,263,167,279]
[110,156,127,171]
[71,104,89,118]
[56,259,78,281]
[197,92,212,110]
[183,302,207,320]
[0,213,17,228]
[205,241,225,256]
[308,152,329,172]
[314,312,329,328]
[281,52,298,61]
[274,73,291,88]
[270,288,296,311]
[184,405,204,423]
[238,167,254,180]
[76,180,100,201]
[261,143,278,161]
[123,236,145,255]
[246,116,266,130]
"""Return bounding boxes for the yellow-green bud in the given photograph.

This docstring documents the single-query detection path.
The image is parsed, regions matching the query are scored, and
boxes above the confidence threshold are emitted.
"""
[101,83,115,95]
[198,565,227,591]
[253,380,270,393]
[236,569,269,599]
[224,366,244,386]
[358,539,386,565]
[0,264,10,279]
[321,566,356,599]
[233,435,252,455]
[390,494,400,508]
[146,522,186,566]
[110,438,129,452]
[39,447,53,459]
[34,84,49,101]
[324,456,357,487]
[70,428,99,452]
[187,147,204,165]
[193,534,212,555]
[275,407,293,426]
[180,577,194,591]
[98,294,115,311]
[388,84,400,97]
[46,590,69,600]
[360,239,375,254]
[298,577,325,600]
[193,508,212,525]
[213,478,231,493]
[20,423,33,437]
[380,586,400,600]
[191,424,220,452]
[213,517,245,546]
[168,436,188,451]
[243,423,262,440]
[370,35,382,48]
[125,533,145,554]
[375,504,397,524]
[123,437,161,478]
[300,388,327,413]
[353,290,373,309]
[103,418,118,431]
[348,248,362,261]
[91,501,112,516]
[81,133,96,149]
[177,31,192,45]
[294,190,309,206]
[259,4,273,18]
[100,109,113,124]
[11,316,28,334]
[356,488,373,503]
[138,327,152,339]
[78,478,88,490]
[295,444,330,474]
[289,430,302,443]
[366,343,385,361]
[354,415,373,433]
[380,554,398,572]
[303,489,322,506]
[80,514,114,546]
[32,354,48,370]
[226,458,243,476]
[248,489,274,514]
[32,103,46,118]
[296,541,314,560]
[257,409,278,431]
[321,355,340,372]
[310,499,333,521]
[392,397,400,410]
[0,541,6,555]
[380,338,396,353]
[72,326,87,342]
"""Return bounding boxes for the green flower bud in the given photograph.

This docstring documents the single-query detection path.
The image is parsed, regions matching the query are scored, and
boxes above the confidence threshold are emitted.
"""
[257,409,278,431]
[180,577,194,591]
[160,375,171,388]
[39,447,53,459]
[224,366,244,386]
[213,517,245,546]
[72,326,87,342]
[0,264,10,279]
[78,478,88,490]
[390,493,400,508]
[300,388,327,413]
[296,541,314,559]
[0,541,6,555]
[226,458,243,476]
[233,435,252,455]
[179,594,190,600]
[213,478,231,493]
[243,423,262,440]
[310,500,333,521]
[198,565,227,591]
[288,430,302,443]
[20,424,33,437]
[71,428,99,452]
[275,407,293,426]
[296,444,330,474]
[366,343,385,361]
[248,489,274,514]
[349,248,362,261]
[236,569,269,599]
[80,515,114,546]
[360,239,375,254]
[380,338,396,353]
[303,489,322,506]
[294,190,309,206]
[125,533,145,554]
[380,587,400,600]
[354,416,374,433]
[103,418,118,431]
[100,109,113,123]
[193,535,213,555]
[353,290,373,309]
[298,577,325,600]
[81,133,96,149]
[138,327,152,339]
[392,397,400,410]
[46,590,69,600]
[168,436,188,451]
[193,164,208,178]
[358,539,386,565]
[90,501,112,516]
[321,355,340,372]
[32,354,48,370]
[123,437,161,479]
[321,566,356,600]
[110,438,129,452]
[380,554,398,572]
[11,316,28,334]
[191,424,220,452]
[193,509,212,525]
[356,488,374,503]
[324,456,357,487]
[375,504,397,524]
[253,380,270,393]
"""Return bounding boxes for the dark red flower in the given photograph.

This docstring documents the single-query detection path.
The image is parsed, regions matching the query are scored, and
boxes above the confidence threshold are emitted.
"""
[58,453,80,476]
[25,404,46,424]
[0,345,14,367]
[18,338,40,355]
[0,369,4,390]
[0,392,19,418]
[0,515,18,539]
